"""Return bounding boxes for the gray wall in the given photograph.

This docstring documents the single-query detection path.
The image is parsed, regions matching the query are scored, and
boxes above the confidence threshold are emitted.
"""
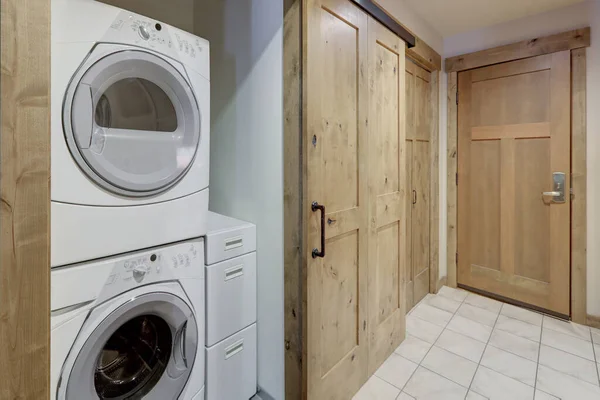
[194,1,285,399]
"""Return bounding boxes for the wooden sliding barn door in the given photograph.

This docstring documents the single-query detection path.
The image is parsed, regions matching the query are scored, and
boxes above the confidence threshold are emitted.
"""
[457,52,571,316]
[405,60,431,311]
[305,0,369,398]
[367,18,406,374]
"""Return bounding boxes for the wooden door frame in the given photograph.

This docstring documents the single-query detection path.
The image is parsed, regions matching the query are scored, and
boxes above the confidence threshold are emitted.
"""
[445,28,590,324]
[0,0,51,398]
[282,0,441,398]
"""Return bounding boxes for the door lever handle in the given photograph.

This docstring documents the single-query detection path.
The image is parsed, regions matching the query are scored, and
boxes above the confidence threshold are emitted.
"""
[542,172,566,204]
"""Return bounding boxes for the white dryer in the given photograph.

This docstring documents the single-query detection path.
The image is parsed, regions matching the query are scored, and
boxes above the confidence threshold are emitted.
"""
[51,238,205,400]
[51,0,210,266]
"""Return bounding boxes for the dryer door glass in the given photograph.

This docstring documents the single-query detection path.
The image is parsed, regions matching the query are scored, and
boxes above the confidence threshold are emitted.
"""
[64,292,198,400]
[64,49,201,197]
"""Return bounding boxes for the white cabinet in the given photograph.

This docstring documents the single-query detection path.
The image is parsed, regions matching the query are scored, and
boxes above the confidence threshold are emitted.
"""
[204,212,257,400]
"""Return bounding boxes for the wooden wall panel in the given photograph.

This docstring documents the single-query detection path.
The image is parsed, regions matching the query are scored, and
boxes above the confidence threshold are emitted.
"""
[283,0,304,398]
[0,0,51,398]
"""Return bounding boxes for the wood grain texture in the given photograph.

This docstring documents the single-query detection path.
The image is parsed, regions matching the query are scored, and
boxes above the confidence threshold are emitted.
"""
[0,0,51,398]
[305,1,369,398]
[446,71,458,288]
[445,27,590,72]
[366,16,406,376]
[429,71,439,294]
[283,0,303,398]
[571,48,587,325]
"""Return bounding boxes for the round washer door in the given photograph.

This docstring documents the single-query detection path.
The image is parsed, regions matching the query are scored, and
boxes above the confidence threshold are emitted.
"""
[64,47,201,197]
[65,292,198,400]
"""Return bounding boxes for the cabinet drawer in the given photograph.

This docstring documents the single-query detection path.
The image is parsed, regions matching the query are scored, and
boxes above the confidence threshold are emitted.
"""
[205,253,257,346]
[206,213,256,265]
[206,324,257,400]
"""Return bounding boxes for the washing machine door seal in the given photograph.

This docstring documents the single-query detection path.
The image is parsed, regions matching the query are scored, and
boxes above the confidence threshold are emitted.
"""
[63,291,198,400]
[64,44,201,197]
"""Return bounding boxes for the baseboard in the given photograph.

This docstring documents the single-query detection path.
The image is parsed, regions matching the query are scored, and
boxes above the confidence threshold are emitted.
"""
[587,314,600,329]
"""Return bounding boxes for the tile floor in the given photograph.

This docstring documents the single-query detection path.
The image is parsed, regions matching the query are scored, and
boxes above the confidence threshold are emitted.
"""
[354,286,600,400]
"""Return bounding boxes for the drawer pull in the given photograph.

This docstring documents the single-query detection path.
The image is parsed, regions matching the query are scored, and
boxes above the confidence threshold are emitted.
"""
[225,339,244,359]
[225,264,244,281]
[224,236,243,251]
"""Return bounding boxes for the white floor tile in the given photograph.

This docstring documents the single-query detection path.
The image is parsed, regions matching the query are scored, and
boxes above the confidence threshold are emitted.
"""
[438,286,468,303]
[536,365,600,400]
[374,353,418,390]
[542,328,595,361]
[404,367,468,400]
[421,345,477,387]
[397,393,415,400]
[406,315,444,344]
[422,293,462,314]
[435,329,486,363]
[488,329,539,362]
[591,327,600,344]
[471,366,534,400]
[466,391,489,400]
[353,375,400,400]
[446,314,492,343]
[480,345,537,386]
[410,303,453,328]
[495,315,541,342]
[457,303,499,327]
[394,335,432,364]
[464,293,503,313]
[500,304,543,327]
[539,344,599,385]
[543,316,591,341]
[534,390,559,400]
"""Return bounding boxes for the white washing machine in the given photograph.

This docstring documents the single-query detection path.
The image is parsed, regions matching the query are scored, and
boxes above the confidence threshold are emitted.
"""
[51,238,205,400]
[51,0,210,267]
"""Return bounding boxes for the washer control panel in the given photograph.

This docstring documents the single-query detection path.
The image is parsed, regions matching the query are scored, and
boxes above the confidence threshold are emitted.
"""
[102,239,204,298]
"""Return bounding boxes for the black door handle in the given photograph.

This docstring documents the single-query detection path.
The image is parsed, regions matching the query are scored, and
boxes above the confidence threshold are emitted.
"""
[412,190,417,205]
[312,201,325,258]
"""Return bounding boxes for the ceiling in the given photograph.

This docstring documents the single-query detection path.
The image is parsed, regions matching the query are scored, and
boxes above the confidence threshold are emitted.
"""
[404,0,586,36]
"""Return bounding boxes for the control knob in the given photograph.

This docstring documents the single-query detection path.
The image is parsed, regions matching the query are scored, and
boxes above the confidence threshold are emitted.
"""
[138,25,150,40]
[133,263,151,282]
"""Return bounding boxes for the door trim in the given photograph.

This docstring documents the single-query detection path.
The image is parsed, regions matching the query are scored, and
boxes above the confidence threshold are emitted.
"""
[446,29,589,323]
[0,0,51,397]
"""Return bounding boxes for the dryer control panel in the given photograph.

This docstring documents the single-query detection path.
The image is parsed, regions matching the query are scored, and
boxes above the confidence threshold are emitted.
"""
[102,10,210,79]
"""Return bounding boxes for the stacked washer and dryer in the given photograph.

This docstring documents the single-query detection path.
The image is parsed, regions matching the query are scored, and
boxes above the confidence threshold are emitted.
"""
[50,1,216,399]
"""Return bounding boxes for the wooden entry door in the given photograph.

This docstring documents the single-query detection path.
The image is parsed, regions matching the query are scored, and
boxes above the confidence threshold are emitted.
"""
[457,52,571,316]
[305,0,369,398]
[405,60,431,310]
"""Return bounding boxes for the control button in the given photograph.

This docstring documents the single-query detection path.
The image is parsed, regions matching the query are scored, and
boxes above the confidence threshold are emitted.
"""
[133,263,150,282]
[138,25,151,40]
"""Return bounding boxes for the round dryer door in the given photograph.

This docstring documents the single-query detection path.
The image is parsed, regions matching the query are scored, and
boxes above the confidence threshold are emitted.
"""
[64,292,198,400]
[64,46,201,197]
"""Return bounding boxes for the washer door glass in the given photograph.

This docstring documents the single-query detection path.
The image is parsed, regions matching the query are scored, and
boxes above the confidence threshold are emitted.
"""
[94,315,172,399]
[64,48,200,197]
[65,293,198,400]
